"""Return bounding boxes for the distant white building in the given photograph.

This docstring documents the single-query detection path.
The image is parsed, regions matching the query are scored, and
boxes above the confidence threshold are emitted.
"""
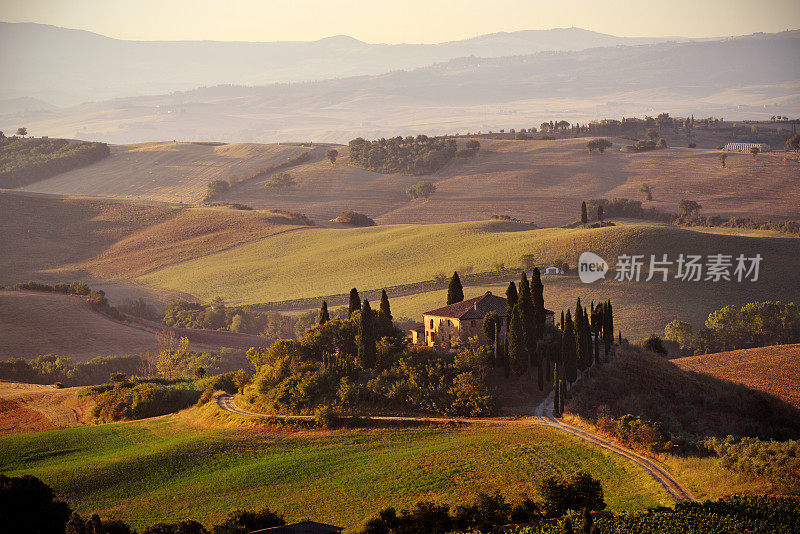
[544,266,564,275]
[724,142,770,153]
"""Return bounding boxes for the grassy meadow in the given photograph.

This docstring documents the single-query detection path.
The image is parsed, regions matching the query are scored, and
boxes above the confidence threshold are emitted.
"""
[138,222,800,338]
[0,410,673,530]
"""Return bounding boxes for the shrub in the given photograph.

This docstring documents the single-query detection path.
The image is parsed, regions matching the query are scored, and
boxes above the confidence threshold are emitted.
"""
[313,404,340,429]
[405,180,437,199]
[264,172,295,188]
[334,210,375,227]
[204,180,229,201]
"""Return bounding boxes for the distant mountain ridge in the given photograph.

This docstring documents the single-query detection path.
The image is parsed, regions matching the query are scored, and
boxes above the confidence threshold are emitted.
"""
[0,22,704,106]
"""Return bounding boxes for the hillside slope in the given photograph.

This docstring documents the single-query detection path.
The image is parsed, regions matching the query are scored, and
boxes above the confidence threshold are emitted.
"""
[0,382,93,435]
[0,291,160,361]
[17,141,311,203]
[137,222,800,341]
[221,139,800,226]
[0,191,306,286]
[673,344,800,410]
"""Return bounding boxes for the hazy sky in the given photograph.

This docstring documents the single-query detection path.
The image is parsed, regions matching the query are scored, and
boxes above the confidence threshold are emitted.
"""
[2,0,799,43]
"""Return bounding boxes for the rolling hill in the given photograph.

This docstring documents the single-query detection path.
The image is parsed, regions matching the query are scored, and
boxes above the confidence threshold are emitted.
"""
[0,414,673,530]
[221,138,800,226]
[0,291,160,361]
[18,141,312,203]
[0,191,307,288]
[673,344,800,410]
[0,382,93,435]
[136,222,800,339]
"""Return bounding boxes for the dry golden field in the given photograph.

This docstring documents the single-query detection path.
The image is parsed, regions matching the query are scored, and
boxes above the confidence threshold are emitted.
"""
[0,382,93,435]
[17,141,311,203]
[222,138,800,226]
[0,290,160,360]
[673,344,800,410]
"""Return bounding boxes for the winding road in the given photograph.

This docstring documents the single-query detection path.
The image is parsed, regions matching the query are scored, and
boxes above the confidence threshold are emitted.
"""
[217,394,696,503]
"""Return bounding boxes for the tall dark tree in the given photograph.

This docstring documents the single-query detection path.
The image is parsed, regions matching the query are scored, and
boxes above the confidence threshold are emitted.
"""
[531,267,546,386]
[379,289,392,322]
[447,271,464,305]
[507,304,526,374]
[495,320,504,372]
[505,282,518,324]
[604,300,614,355]
[581,201,588,226]
[319,301,330,325]
[563,310,577,382]
[552,362,561,415]
[358,299,377,368]
[518,272,534,375]
[597,205,604,222]
[348,288,361,318]
[0,474,72,533]
[483,311,498,366]
[576,300,590,371]
[560,310,565,330]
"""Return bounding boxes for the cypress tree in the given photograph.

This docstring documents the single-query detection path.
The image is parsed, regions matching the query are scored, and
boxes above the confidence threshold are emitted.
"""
[518,272,534,375]
[602,300,612,356]
[505,281,518,323]
[508,304,525,375]
[447,271,464,305]
[552,362,560,415]
[357,299,376,368]
[575,299,589,371]
[563,310,577,382]
[494,320,503,370]
[581,201,588,226]
[560,310,565,330]
[531,267,546,339]
[608,300,614,347]
[348,288,361,318]
[319,301,330,325]
[379,289,392,321]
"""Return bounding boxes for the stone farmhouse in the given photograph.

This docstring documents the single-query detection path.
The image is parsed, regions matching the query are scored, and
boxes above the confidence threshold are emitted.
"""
[411,291,554,348]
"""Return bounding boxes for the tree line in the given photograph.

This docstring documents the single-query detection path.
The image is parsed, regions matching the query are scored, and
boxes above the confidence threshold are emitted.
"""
[0,136,110,188]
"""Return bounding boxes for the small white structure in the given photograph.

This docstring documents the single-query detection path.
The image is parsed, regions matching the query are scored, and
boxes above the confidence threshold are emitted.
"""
[724,142,770,153]
[544,266,564,275]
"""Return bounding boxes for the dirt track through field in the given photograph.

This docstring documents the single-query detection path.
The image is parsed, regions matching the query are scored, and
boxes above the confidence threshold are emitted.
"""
[217,394,696,502]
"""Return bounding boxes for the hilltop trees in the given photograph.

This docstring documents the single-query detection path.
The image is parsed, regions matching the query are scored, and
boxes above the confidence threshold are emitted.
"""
[581,202,588,226]
[325,149,338,164]
[447,271,464,305]
[586,138,612,153]
[348,288,361,318]
[348,135,457,175]
[0,137,111,189]
[16,127,27,138]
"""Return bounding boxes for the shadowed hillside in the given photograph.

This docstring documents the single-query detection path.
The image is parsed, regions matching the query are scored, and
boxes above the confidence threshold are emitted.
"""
[673,344,800,410]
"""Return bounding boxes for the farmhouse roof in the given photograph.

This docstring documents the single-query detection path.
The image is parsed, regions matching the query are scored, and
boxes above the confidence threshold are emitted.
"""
[423,291,554,320]
[248,521,343,534]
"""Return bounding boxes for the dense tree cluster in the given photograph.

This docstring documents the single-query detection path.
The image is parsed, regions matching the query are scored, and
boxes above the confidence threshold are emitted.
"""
[348,135,457,175]
[704,437,800,494]
[248,288,496,416]
[264,172,294,188]
[585,138,613,153]
[0,137,110,188]
[664,301,800,355]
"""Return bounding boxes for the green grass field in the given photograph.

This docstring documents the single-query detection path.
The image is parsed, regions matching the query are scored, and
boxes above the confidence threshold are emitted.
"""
[138,221,800,339]
[0,412,673,530]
